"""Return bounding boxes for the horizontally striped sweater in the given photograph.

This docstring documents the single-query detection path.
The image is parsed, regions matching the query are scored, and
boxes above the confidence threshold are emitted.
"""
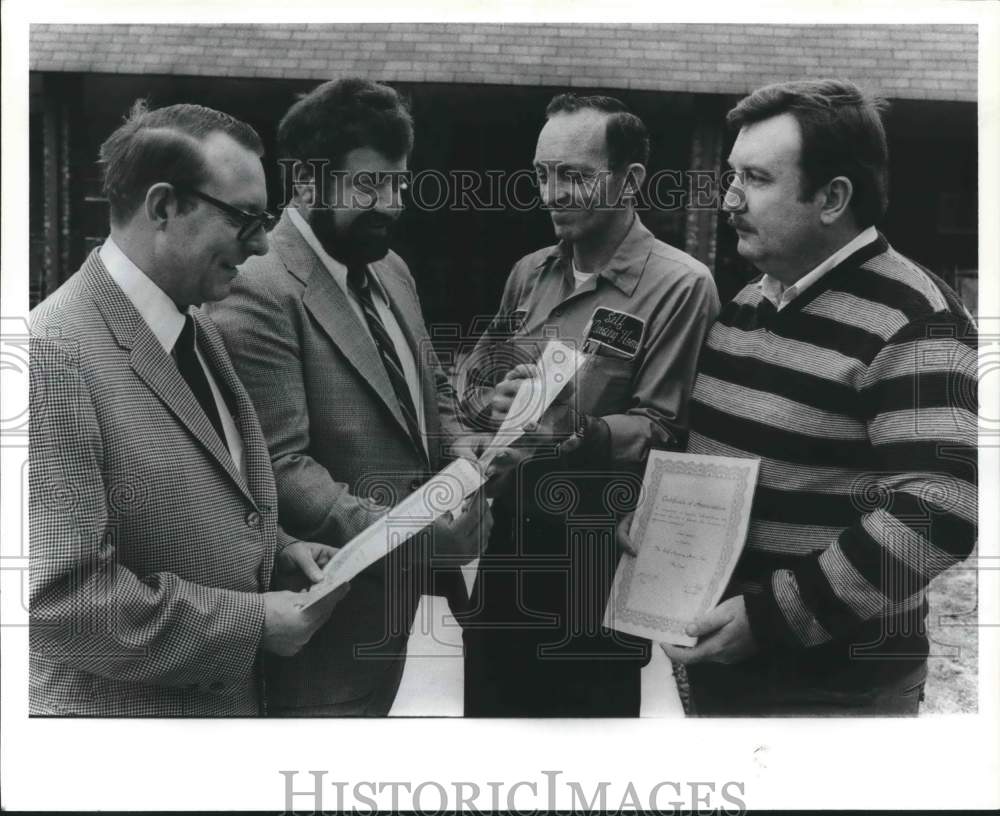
[688,234,977,662]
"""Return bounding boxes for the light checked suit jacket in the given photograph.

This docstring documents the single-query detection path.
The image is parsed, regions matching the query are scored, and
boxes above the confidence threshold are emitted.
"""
[208,212,463,710]
[29,251,292,716]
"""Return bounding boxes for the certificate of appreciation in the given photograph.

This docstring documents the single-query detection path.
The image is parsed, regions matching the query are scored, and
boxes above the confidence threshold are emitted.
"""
[603,451,759,646]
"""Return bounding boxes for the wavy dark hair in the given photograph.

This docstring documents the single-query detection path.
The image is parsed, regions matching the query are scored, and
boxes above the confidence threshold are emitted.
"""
[277,77,414,171]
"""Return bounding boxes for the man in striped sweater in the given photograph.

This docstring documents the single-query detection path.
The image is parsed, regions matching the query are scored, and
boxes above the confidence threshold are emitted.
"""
[659,80,978,714]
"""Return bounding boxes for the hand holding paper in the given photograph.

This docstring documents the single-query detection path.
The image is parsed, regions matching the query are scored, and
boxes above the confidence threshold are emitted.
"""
[660,595,759,665]
[273,540,340,591]
[428,488,493,564]
[479,340,587,474]
[615,512,639,557]
[604,450,759,647]
[489,363,539,424]
[300,457,487,609]
[301,341,586,610]
[261,583,349,656]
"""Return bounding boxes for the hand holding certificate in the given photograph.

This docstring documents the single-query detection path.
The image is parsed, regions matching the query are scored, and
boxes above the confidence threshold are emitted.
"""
[301,340,586,610]
[300,457,487,609]
[604,451,759,647]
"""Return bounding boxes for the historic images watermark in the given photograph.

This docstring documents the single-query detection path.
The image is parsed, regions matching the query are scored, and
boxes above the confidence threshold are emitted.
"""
[279,768,748,813]
[276,160,744,214]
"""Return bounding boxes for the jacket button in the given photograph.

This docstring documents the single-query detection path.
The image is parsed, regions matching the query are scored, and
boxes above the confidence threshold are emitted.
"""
[409,477,424,492]
[245,511,261,529]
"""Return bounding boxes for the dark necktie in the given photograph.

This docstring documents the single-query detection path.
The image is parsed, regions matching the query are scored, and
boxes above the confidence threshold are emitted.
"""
[173,314,227,445]
[347,264,425,460]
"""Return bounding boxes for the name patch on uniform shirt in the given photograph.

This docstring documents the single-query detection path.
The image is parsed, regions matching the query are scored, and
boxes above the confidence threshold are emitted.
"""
[585,307,645,357]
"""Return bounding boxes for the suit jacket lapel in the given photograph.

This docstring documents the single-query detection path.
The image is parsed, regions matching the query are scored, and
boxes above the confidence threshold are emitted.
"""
[272,214,417,449]
[82,252,257,506]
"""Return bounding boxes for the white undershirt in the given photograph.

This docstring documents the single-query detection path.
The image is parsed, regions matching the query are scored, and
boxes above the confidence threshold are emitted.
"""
[100,238,245,475]
[572,260,596,289]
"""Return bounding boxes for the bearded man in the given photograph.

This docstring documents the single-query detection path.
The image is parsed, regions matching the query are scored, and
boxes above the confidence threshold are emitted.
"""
[207,78,490,716]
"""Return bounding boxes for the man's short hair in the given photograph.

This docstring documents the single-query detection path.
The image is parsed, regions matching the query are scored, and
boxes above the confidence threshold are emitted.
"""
[726,79,890,228]
[277,77,414,171]
[99,100,264,225]
[545,93,650,170]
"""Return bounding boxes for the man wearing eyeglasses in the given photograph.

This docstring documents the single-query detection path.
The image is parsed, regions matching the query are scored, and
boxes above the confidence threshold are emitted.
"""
[29,101,347,717]
[208,78,491,716]
[636,80,977,715]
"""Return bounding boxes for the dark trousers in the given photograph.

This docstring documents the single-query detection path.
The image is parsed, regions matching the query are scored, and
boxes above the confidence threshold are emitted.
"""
[267,680,401,717]
[464,628,643,717]
[462,510,648,717]
[266,655,405,717]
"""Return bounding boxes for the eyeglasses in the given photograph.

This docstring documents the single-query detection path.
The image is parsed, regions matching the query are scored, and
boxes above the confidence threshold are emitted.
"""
[180,187,279,241]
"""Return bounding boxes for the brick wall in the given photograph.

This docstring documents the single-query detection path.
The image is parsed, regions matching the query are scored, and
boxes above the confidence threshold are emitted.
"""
[29,23,976,101]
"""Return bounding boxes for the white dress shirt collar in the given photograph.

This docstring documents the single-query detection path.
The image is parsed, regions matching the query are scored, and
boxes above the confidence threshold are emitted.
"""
[100,237,186,353]
[760,225,878,310]
[99,237,245,475]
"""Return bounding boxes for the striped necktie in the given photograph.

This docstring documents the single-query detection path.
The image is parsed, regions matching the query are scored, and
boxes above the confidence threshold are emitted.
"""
[347,264,426,461]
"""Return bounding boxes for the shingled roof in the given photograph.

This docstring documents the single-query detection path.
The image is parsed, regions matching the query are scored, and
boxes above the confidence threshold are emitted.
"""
[30,23,977,102]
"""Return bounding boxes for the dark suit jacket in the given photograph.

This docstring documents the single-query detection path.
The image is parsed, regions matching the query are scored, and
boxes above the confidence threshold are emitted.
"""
[29,251,290,716]
[207,212,462,710]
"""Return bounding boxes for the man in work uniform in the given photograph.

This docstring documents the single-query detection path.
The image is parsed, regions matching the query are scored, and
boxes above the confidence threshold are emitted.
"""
[460,93,720,716]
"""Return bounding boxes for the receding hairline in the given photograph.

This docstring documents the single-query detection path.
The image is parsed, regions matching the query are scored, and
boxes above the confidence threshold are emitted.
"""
[197,129,268,208]
[727,111,804,161]
[535,108,622,165]
[538,107,618,143]
[126,127,265,214]
[544,106,619,128]
[149,124,263,157]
